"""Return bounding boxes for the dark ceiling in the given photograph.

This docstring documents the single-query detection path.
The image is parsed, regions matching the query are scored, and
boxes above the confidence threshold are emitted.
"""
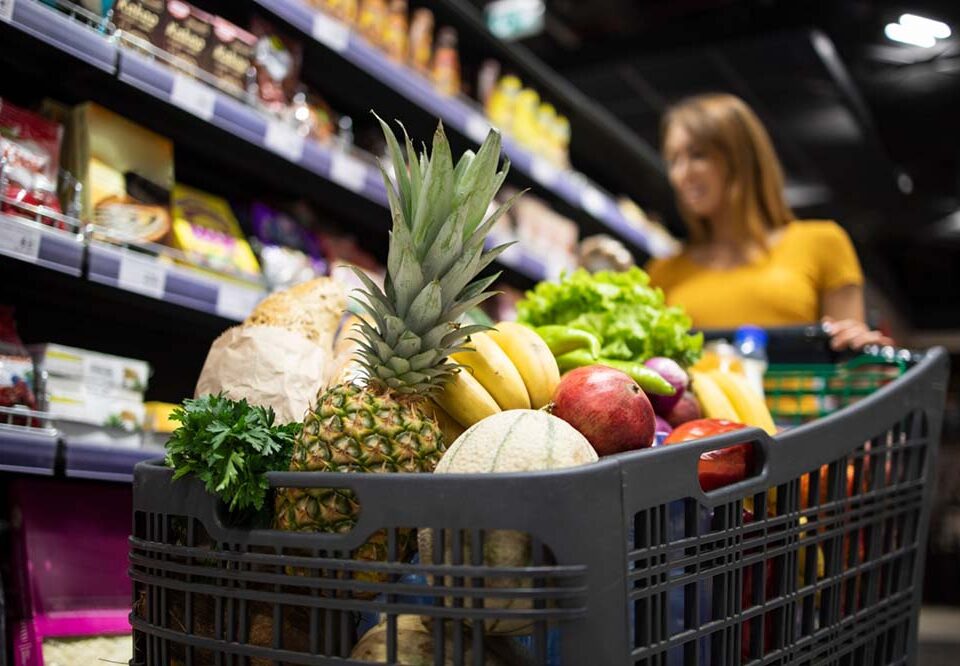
[484,0,960,330]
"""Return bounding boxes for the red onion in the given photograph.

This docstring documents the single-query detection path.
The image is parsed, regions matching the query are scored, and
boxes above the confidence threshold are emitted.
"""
[643,357,688,415]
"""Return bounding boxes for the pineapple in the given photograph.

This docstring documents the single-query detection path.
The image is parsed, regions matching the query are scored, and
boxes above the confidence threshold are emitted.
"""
[274,117,519,577]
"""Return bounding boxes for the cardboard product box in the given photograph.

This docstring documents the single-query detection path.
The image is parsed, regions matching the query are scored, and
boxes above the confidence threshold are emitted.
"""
[158,0,213,70]
[203,16,256,94]
[112,0,166,47]
[30,343,150,392]
[43,376,145,431]
[170,183,262,277]
[62,103,174,223]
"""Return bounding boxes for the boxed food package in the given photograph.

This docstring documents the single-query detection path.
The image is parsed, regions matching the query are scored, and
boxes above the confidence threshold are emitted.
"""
[143,400,179,447]
[114,0,213,71]
[62,102,174,240]
[169,183,261,277]
[0,98,65,226]
[30,343,150,392]
[158,0,213,69]
[203,16,256,94]
[42,376,145,431]
[112,0,166,46]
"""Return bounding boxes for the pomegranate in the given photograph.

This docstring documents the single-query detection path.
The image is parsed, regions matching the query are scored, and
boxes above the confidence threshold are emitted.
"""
[551,365,656,456]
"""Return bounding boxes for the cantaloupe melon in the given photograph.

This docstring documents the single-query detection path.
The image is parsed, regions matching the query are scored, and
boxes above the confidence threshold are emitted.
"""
[419,410,597,635]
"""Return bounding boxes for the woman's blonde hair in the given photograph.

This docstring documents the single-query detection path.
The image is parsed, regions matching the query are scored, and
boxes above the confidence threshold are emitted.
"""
[661,93,794,247]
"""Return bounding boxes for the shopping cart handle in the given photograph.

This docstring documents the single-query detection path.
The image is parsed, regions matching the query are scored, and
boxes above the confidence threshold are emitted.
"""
[696,323,921,365]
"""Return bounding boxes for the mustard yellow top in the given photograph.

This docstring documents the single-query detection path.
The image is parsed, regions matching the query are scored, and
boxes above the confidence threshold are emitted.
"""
[646,221,864,328]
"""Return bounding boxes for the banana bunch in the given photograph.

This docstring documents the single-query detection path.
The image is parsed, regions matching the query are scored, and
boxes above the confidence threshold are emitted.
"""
[434,321,561,432]
[690,369,776,435]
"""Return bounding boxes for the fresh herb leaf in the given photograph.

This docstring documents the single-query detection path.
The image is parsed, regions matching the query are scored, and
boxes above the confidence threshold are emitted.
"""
[164,394,302,512]
[516,267,703,367]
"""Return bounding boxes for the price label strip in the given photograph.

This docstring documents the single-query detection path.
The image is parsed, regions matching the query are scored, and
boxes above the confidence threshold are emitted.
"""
[118,252,166,299]
[580,185,609,219]
[529,156,560,188]
[216,282,263,321]
[464,115,492,145]
[0,0,14,23]
[264,119,305,163]
[170,74,216,121]
[311,11,350,52]
[0,216,41,264]
[330,152,368,193]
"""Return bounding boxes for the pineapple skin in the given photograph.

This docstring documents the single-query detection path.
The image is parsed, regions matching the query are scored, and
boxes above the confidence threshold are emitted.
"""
[275,383,445,533]
[274,383,443,595]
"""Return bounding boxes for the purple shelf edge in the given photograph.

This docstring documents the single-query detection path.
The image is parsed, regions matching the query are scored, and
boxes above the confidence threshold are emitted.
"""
[63,441,159,482]
[10,0,117,73]
[253,0,658,257]
[0,429,58,476]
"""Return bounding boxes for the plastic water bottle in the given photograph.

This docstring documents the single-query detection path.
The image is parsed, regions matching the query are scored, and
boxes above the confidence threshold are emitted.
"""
[734,325,768,399]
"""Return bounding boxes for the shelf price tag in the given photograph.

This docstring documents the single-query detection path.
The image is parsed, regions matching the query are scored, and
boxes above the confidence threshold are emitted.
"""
[170,74,216,121]
[464,115,491,144]
[0,216,41,263]
[118,252,166,299]
[330,152,368,193]
[0,0,14,23]
[216,282,263,321]
[580,185,608,219]
[264,119,305,163]
[529,156,560,188]
[311,11,350,52]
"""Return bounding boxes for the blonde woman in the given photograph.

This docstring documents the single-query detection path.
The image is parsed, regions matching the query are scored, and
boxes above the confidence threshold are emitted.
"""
[647,93,891,349]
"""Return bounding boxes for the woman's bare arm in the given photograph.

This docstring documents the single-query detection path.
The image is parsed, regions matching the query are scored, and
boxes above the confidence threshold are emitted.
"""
[821,284,893,350]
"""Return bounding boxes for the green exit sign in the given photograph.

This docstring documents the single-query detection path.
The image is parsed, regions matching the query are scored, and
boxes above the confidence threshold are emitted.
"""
[485,0,545,41]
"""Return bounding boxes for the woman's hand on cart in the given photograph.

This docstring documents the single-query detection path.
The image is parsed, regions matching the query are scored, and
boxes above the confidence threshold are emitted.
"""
[822,316,894,351]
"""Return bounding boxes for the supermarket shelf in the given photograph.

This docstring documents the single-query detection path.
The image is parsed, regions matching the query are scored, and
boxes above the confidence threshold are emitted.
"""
[63,440,160,483]
[5,0,116,72]
[0,424,58,476]
[116,46,390,208]
[87,240,267,321]
[3,0,549,286]
[253,0,671,258]
[0,214,84,277]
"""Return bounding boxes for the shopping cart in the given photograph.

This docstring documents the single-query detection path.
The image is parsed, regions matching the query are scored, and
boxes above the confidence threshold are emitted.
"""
[700,325,915,426]
[129,338,949,665]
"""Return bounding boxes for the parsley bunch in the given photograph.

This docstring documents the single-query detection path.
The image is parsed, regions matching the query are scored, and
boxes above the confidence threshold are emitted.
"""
[165,394,302,512]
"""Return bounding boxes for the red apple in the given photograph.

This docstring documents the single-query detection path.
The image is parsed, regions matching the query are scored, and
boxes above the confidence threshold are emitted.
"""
[551,365,655,456]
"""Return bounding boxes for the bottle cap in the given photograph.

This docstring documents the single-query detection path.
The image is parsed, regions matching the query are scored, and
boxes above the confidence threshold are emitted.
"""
[734,324,767,349]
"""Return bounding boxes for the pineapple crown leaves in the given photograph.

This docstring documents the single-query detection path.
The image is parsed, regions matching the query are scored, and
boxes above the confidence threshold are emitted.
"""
[346,114,522,394]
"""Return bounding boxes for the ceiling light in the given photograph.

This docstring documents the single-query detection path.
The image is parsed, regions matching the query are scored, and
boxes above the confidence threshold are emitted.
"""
[884,21,936,48]
[899,13,951,39]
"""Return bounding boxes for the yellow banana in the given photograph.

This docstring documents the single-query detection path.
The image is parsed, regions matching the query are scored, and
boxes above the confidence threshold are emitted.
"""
[707,370,777,435]
[450,332,531,411]
[427,400,467,445]
[689,370,740,421]
[434,369,501,428]
[486,321,560,409]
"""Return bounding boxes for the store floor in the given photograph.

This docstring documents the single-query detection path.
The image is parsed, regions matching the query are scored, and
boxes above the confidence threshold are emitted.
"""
[919,606,960,665]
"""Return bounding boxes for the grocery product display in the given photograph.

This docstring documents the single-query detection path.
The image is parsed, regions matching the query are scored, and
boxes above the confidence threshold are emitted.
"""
[0,1,953,665]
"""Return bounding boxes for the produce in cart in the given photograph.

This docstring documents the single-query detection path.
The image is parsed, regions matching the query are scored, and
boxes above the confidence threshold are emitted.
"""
[273,117,521,587]
[420,409,598,635]
[551,364,656,455]
[516,266,703,371]
[663,418,752,491]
